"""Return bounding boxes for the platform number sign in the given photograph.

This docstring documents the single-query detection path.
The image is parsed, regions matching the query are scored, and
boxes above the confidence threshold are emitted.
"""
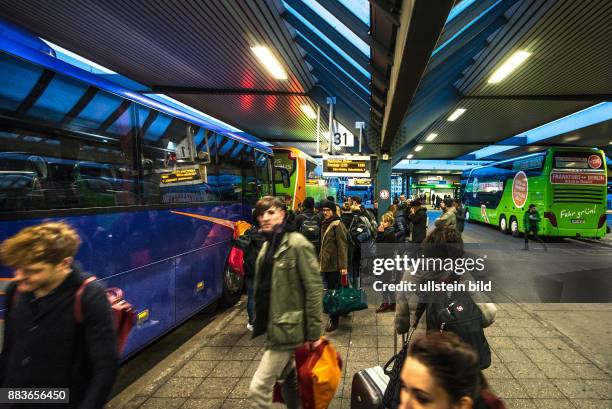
[333,132,354,148]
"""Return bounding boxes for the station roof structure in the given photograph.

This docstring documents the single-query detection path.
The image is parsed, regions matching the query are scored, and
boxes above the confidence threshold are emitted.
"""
[0,0,610,164]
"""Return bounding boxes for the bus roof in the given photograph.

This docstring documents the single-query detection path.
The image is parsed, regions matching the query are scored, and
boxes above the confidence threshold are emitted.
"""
[464,147,604,174]
[272,146,318,165]
[0,24,272,155]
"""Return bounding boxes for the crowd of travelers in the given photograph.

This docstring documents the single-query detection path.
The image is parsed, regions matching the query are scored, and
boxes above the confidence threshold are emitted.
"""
[0,192,508,409]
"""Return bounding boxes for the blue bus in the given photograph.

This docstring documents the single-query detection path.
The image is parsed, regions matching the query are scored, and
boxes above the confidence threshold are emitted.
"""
[0,22,274,358]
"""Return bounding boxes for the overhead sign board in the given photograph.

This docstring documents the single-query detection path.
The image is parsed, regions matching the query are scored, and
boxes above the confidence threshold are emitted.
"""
[322,155,370,177]
[348,178,372,187]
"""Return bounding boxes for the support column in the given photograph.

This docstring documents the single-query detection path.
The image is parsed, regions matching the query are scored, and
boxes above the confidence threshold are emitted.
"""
[375,156,392,222]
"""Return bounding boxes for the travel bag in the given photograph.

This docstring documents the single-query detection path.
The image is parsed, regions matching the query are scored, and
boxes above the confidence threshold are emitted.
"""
[350,365,389,409]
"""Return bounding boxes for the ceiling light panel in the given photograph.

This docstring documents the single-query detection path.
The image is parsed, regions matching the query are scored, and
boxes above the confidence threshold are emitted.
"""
[447,108,466,121]
[251,46,288,80]
[488,50,531,84]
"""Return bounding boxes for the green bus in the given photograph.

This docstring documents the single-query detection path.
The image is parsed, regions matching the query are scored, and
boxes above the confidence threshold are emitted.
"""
[272,146,335,210]
[462,147,608,238]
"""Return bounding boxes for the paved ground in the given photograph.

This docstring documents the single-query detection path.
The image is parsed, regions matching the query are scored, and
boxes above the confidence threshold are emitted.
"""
[108,219,611,409]
[109,296,611,409]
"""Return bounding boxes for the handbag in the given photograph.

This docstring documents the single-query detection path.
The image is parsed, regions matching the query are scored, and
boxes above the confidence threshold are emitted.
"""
[323,284,368,316]
[273,337,343,409]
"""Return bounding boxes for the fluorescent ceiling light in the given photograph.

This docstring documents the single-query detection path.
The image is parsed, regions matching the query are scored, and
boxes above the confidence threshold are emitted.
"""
[488,50,531,84]
[414,145,423,152]
[251,46,288,80]
[300,104,317,119]
[425,133,438,142]
[447,108,466,121]
[407,154,414,159]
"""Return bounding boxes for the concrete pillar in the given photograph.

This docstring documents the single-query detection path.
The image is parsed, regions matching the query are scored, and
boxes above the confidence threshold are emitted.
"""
[375,156,392,222]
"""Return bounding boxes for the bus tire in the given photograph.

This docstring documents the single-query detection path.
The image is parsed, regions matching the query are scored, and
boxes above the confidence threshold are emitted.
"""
[510,216,519,237]
[499,215,508,234]
[220,265,244,307]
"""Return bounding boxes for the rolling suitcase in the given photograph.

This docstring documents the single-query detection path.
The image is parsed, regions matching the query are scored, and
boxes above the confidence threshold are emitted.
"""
[350,365,389,409]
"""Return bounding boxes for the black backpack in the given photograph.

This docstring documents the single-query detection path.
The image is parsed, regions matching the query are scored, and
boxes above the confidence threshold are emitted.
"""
[423,277,491,369]
[300,213,320,247]
[349,215,375,244]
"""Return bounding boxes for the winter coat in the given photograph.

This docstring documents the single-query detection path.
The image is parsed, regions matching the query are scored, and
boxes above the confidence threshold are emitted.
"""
[455,206,466,232]
[409,207,428,243]
[319,217,349,272]
[254,232,323,349]
[394,208,409,242]
[523,210,541,230]
[435,207,457,229]
[376,226,396,243]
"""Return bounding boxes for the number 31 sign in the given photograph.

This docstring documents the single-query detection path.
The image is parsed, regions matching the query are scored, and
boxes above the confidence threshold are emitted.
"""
[332,132,354,148]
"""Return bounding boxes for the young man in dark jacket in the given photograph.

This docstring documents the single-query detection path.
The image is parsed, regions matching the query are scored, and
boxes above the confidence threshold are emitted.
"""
[523,204,547,251]
[319,199,349,332]
[0,222,119,409]
[408,200,428,243]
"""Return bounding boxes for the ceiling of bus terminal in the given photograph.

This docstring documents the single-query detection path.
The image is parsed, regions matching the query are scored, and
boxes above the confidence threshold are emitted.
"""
[392,0,612,163]
[0,0,377,156]
[0,0,610,162]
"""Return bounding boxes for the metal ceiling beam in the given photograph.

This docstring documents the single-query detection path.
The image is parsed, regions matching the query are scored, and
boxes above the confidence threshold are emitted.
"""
[464,94,612,101]
[370,0,401,26]
[285,0,368,62]
[295,34,370,86]
[281,8,370,69]
[380,0,454,152]
[315,0,370,42]
[306,56,371,104]
[146,87,306,96]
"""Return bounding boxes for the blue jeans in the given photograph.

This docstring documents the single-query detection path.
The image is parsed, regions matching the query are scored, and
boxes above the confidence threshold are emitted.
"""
[246,279,254,324]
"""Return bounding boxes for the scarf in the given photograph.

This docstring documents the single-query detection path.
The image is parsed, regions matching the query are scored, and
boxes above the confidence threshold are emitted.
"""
[252,218,296,338]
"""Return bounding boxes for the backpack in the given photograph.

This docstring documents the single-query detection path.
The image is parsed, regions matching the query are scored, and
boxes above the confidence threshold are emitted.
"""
[11,277,135,354]
[422,276,491,369]
[300,213,321,246]
[349,215,375,244]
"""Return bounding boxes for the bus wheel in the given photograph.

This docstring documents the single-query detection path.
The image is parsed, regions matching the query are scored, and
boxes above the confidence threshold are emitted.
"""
[499,215,508,234]
[510,217,519,237]
[220,265,244,307]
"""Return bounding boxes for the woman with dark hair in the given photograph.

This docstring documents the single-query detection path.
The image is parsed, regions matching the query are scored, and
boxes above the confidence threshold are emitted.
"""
[400,332,505,409]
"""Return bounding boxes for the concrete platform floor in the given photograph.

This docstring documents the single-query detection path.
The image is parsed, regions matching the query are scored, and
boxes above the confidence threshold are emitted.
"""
[109,298,611,409]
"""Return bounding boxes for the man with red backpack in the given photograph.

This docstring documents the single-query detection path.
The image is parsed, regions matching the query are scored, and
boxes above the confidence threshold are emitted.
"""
[0,222,119,409]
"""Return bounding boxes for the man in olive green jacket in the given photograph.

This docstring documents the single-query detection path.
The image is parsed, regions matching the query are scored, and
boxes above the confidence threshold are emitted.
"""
[248,196,323,409]
[434,197,457,230]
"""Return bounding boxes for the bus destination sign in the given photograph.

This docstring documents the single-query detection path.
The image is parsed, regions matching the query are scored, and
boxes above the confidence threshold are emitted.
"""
[161,167,202,185]
[550,172,606,185]
[322,155,370,177]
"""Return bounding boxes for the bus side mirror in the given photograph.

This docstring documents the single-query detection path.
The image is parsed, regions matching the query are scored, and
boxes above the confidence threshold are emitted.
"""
[274,167,290,188]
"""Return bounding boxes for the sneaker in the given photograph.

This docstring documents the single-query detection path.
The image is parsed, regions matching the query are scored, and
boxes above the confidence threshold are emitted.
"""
[246,322,254,332]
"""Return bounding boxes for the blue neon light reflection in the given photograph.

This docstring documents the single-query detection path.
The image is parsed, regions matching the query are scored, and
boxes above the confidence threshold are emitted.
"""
[337,0,369,25]
[466,102,612,159]
[524,102,612,144]
[296,31,370,93]
[446,0,476,23]
[470,145,518,159]
[433,0,503,56]
[283,2,369,78]
[301,0,370,57]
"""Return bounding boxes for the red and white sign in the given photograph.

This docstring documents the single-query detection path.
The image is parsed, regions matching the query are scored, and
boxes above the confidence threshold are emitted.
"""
[588,155,602,169]
[512,171,528,208]
[551,172,606,185]
[379,189,390,200]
